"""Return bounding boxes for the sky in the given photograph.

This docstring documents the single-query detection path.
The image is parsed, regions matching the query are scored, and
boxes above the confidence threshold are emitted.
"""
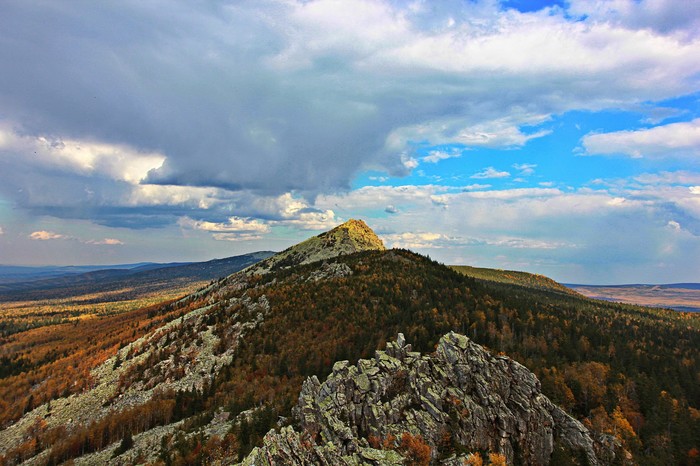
[0,0,699,284]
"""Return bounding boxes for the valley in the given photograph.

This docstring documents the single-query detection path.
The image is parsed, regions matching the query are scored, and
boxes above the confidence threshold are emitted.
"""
[569,284,700,313]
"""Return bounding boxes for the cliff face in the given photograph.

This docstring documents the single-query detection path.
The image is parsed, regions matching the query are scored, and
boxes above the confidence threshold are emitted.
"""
[242,332,618,465]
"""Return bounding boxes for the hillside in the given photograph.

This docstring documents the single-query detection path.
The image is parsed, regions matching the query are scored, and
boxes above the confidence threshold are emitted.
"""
[0,221,698,465]
[450,265,579,296]
[0,251,275,338]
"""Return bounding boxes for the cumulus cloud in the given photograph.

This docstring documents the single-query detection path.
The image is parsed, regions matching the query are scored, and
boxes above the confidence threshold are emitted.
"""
[1,0,699,281]
[29,230,67,241]
[179,216,270,242]
[582,118,700,158]
[382,232,451,249]
[471,167,511,179]
[0,0,699,218]
[0,124,165,184]
[385,205,398,214]
[179,216,269,233]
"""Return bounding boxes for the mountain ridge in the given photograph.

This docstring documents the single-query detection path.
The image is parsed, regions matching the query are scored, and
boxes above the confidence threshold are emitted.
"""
[0,220,698,465]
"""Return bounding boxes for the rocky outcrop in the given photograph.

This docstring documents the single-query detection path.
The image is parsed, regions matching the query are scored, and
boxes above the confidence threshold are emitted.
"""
[242,332,618,465]
[247,219,385,274]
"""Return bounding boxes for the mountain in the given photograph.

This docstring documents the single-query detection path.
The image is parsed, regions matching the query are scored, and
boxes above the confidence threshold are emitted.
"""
[0,251,275,300]
[247,218,385,274]
[0,220,698,465]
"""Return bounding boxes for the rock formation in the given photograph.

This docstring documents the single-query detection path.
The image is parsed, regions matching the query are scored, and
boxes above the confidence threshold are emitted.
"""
[241,332,618,465]
[247,219,385,274]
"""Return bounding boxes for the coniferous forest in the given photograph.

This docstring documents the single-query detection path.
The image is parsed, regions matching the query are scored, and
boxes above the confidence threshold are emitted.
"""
[1,249,699,465]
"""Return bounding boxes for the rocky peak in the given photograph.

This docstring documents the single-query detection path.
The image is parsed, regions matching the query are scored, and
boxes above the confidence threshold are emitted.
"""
[246,219,385,274]
[324,219,386,252]
[241,332,619,465]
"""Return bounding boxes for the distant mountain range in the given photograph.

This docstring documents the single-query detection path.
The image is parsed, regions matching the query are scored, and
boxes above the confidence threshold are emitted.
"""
[0,251,274,301]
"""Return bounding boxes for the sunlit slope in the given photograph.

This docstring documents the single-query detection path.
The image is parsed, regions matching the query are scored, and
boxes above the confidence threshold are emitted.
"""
[450,265,580,296]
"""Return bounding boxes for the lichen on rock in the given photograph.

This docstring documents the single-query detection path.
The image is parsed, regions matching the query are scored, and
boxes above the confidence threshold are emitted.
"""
[240,332,619,465]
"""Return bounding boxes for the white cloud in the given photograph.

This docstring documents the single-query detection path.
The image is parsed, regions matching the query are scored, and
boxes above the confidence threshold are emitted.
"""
[212,233,266,242]
[29,230,125,244]
[2,0,699,207]
[635,171,700,185]
[0,124,165,184]
[582,118,700,159]
[422,149,461,164]
[430,195,449,207]
[127,185,224,208]
[0,226,3,235]
[385,205,398,214]
[382,231,451,249]
[29,230,67,241]
[691,186,700,195]
[462,184,492,191]
[513,163,537,176]
[471,167,511,179]
[454,121,551,148]
[667,220,682,231]
[86,238,124,245]
[178,216,270,234]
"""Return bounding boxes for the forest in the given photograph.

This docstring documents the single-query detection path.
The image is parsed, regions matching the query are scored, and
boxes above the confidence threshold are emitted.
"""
[1,249,699,465]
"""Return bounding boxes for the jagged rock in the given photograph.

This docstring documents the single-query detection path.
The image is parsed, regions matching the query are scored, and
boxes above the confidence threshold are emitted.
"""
[240,332,619,465]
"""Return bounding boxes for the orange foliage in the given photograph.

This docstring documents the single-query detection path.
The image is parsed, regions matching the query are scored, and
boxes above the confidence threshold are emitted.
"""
[488,452,507,466]
[465,452,483,466]
[0,297,190,426]
[399,432,431,466]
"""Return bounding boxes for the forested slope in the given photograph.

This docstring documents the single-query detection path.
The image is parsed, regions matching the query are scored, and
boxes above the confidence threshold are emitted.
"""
[1,248,698,465]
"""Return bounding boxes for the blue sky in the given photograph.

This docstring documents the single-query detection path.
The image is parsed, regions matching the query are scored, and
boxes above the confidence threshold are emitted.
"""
[0,0,699,284]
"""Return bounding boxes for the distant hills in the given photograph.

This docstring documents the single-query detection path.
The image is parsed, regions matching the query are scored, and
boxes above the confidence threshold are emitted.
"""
[0,262,168,284]
[450,265,579,296]
[0,251,274,301]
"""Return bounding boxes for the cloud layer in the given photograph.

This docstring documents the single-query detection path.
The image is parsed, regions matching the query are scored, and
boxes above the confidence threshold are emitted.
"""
[0,0,699,282]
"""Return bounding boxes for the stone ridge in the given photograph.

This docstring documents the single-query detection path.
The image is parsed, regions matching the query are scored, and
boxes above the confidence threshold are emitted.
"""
[245,219,385,274]
[240,332,619,465]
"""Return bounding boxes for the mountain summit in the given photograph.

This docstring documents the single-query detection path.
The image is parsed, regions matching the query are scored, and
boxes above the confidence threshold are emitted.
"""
[249,219,385,273]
